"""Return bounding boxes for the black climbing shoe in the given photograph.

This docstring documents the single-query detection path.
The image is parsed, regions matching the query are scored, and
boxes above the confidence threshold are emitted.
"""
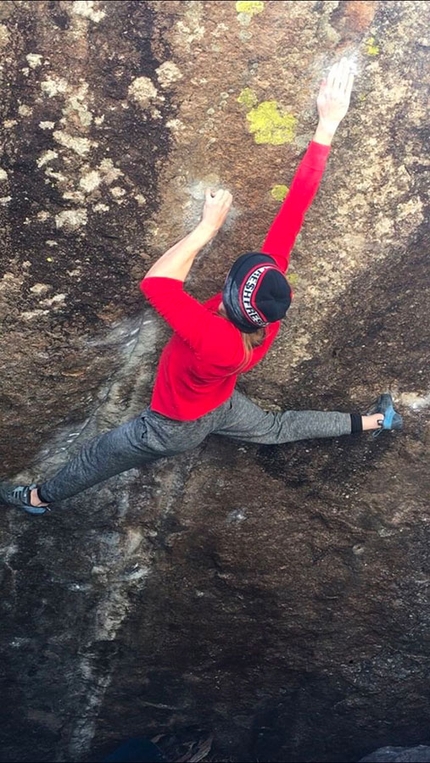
[0,483,48,515]
[368,393,403,437]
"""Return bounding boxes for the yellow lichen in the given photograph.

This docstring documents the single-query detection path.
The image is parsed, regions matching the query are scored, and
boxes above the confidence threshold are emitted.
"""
[237,87,258,109]
[287,272,299,286]
[236,1,264,16]
[366,37,380,56]
[270,184,289,201]
[246,101,297,145]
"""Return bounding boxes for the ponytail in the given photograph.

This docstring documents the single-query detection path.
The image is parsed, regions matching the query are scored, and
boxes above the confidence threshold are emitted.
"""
[217,304,266,371]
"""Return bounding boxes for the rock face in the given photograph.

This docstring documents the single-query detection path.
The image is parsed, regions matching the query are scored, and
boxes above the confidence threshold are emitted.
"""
[0,2,429,762]
[360,746,430,763]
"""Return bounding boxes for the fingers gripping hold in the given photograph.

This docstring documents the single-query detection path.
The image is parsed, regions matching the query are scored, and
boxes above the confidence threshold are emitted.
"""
[202,188,233,231]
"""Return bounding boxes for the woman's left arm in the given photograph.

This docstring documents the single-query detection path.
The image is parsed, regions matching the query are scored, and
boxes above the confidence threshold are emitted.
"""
[143,189,233,282]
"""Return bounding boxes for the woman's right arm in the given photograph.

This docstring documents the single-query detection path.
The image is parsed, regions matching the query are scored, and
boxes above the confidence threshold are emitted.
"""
[261,58,355,272]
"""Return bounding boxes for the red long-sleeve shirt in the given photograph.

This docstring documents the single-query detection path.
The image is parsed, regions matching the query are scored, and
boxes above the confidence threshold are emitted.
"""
[141,140,331,420]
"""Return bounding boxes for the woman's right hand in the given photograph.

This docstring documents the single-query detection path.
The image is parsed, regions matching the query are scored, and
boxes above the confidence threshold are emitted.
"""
[201,188,233,233]
[316,57,355,138]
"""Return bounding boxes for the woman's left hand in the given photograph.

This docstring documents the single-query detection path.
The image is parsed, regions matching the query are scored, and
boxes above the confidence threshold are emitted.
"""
[201,188,233,233]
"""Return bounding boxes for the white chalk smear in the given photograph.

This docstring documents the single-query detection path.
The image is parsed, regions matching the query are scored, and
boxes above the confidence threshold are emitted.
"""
[399,391,430,411]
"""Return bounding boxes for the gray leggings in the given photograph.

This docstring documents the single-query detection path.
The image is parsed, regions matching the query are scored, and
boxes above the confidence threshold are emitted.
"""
[39,390,352,503]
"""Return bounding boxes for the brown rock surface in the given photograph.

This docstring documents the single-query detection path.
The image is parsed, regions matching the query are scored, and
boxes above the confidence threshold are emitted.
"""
[0,2,429,762]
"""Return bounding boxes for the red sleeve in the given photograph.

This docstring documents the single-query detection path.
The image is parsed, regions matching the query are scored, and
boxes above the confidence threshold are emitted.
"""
[140,277,244,367]
[261,141,331,272]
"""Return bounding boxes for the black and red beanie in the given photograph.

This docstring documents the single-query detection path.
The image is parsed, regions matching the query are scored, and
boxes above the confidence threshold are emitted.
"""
[222,252,292,333]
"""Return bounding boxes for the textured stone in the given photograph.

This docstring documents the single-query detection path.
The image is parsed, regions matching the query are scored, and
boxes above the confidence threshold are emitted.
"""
[0,2,429,762]
[360,746,430,762]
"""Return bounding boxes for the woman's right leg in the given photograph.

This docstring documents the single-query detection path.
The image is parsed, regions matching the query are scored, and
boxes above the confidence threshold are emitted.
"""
[212,391,401,445]
[212,390,354,445]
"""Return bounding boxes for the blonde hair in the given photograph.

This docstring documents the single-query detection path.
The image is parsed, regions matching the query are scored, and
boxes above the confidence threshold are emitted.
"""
[218,304,266,370]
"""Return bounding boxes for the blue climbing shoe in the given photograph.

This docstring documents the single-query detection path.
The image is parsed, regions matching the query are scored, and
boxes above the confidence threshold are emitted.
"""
[0,483,48,515]
[368,393,403,437]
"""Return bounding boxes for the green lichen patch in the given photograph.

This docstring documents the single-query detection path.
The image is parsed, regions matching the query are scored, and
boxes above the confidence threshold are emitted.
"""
[366,36,380,56]
[237,87,258,109]
[270,184,289,201]
[246,101,297,145]
[286,272,299,286]
[236,1,265,17]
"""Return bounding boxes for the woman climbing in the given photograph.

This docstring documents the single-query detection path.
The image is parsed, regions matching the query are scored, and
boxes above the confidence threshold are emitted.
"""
[0,58,402,515]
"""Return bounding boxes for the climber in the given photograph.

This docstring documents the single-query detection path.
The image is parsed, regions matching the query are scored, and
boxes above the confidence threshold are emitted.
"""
[0,57,402,515]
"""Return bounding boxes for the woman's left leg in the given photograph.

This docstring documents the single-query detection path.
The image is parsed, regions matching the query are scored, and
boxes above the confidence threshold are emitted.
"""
[0,406,220,513]
[36,414,159,504]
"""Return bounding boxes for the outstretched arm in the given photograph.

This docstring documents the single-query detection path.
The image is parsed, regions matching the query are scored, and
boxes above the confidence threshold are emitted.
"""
[261,58,355,271]
[143,189,232,282]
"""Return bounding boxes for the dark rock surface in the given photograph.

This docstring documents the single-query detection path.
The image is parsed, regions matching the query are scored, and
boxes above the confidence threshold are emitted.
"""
[360,745,430,762]
[0,2,429,762]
